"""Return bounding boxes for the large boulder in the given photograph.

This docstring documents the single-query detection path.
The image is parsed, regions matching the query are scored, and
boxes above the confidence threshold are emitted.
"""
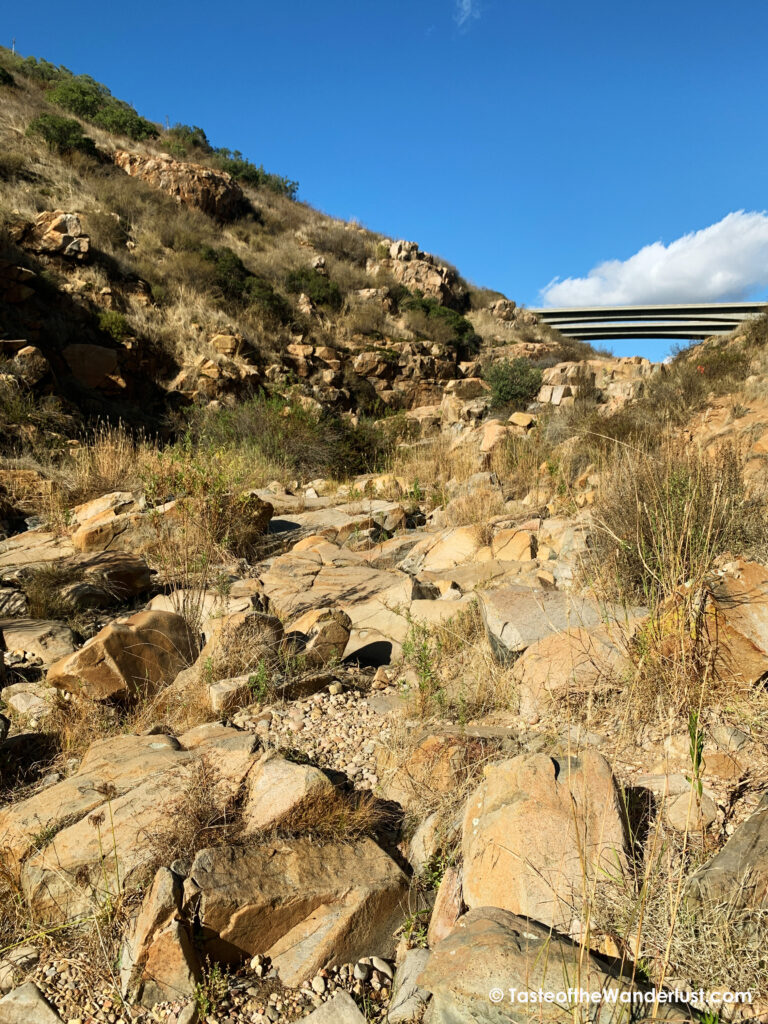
[478,586,631,663]
[0,619,74,666]
[0,982,63,1024]
[16,729,257,923]
[462,751,628,932]
[685,792,768,910]
[418,908,693,1023]
[511,625,631,720]
[241,752,337,833]
[46,609,200,700]
[13,210,89,260]
[183,838,408,986]
[113,150,245,220]
[286,607,352,666]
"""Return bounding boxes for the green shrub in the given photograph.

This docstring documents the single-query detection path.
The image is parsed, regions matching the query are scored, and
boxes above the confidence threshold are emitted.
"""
[48,76,107,119]
[196,246,289,319]
[401,293,480,354]
[98,310,130,341]
[27,114,98,156]
[285,267,342,311]
[47,74,158,141]
[483,357,542,409]
[243,276,291,323]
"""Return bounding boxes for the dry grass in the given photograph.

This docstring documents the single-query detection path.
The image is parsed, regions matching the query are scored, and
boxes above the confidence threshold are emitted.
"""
[145,756,240,872]
[267,784,381,844]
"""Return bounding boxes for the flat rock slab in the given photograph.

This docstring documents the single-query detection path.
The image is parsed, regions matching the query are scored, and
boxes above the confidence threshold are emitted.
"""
[184,838,408,986]
[478,586,641,661]
[0,531,74,571]
[0,618,75,665]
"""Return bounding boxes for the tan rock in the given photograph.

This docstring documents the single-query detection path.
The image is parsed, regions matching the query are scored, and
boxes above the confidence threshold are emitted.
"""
[17,210,89,260]
[427,866,462,947]
[512,625,631,719]
[184,838,408,985]
[286,607,351,666]
[47,610,199,700]
[508,410,536,428]
[242,753,337,833]
[380,733,480,811]
[462,751,628,930]
[420,908,693,1023]
[490,529,532,561]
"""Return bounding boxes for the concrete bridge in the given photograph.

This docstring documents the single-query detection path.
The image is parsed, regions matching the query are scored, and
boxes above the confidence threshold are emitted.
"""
[529,301,766,341]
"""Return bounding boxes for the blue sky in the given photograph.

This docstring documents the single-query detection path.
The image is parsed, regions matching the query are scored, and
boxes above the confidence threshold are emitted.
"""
[8,0,768,360]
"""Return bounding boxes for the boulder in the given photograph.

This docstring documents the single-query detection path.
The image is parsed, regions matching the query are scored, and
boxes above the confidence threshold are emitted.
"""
[62,344,120,390]
[16,210,89,260]
[379,733,482,812]
[0,946,38,994]
[242,753,337,833]
[120,867,200,1007]
[183,838,408,986]
[387,948,431,1024]
[0,982,63,1024]
[511,625,631,720]
[490,529,532,561]
[707,559,768,686]
[18,729,257,922]
[478,586,626,662]
[286,607,352,666]
[462,751,628,931]
[303,990,367,1023]
[418,908,693,1023]
[46,610,199,700]
[686,792,768,909]
[113,150,245,220]
[0,619,74,666]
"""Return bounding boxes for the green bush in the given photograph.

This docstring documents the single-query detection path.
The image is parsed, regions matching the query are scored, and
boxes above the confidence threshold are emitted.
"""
[401,293,480,354]
[484,358,542,409]
[98,310,130,341]
[243,276,291,323]
[27,114,98,156]
[285,267,342,311]
[48,76,107,119]
[196,246,289,319]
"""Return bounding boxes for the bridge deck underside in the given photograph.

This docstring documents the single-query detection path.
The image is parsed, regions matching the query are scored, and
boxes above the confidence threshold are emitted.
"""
[530,302,765,341]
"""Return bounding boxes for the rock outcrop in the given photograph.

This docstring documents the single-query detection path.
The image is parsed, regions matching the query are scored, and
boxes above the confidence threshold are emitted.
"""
[113,151,245,220]
[11,211,90,260]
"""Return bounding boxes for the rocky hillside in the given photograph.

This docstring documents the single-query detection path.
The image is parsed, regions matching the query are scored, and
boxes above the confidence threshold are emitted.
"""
[2,47,768,1024]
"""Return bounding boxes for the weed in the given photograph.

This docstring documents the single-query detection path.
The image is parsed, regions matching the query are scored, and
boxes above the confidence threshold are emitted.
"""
[195,957,230,1017]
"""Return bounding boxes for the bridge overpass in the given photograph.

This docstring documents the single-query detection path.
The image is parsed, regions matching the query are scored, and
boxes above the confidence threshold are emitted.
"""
[529,301,767,341]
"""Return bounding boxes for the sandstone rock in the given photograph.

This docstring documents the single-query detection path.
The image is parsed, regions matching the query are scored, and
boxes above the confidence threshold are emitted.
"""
[17,210,89,260]
[708,559,768,686]
[479,420,510,455]
[665,789,718,833]
[511,625,631,720]
[200,610,284,678]
[478,586,625,662]
[380,733,480,812]
[286,607,352,666]
[184,838,408,985]
[62,344,120,390]
[113,151,245,220]
[0,982,63,1024]
[302,990,366,1023]
[0,618,74,666]
[490,529,532,561]
[120,867,200,1006]
[419,908,693,1023]
[6,347,50,387]
[427,866,462,947]
[242,752,337,833]
[462,751,628,931]
[0,946,38,994]
[18,729,257,922]
[686,792,768,909]
[47,610,199,700]
[387,948,431,1024]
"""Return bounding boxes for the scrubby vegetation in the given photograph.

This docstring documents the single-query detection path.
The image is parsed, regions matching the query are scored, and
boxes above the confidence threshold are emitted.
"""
[483,356,542,409]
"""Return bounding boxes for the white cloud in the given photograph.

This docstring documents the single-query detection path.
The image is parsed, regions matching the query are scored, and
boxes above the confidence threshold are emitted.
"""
[540,211,768,307]
[455,0,480,28]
